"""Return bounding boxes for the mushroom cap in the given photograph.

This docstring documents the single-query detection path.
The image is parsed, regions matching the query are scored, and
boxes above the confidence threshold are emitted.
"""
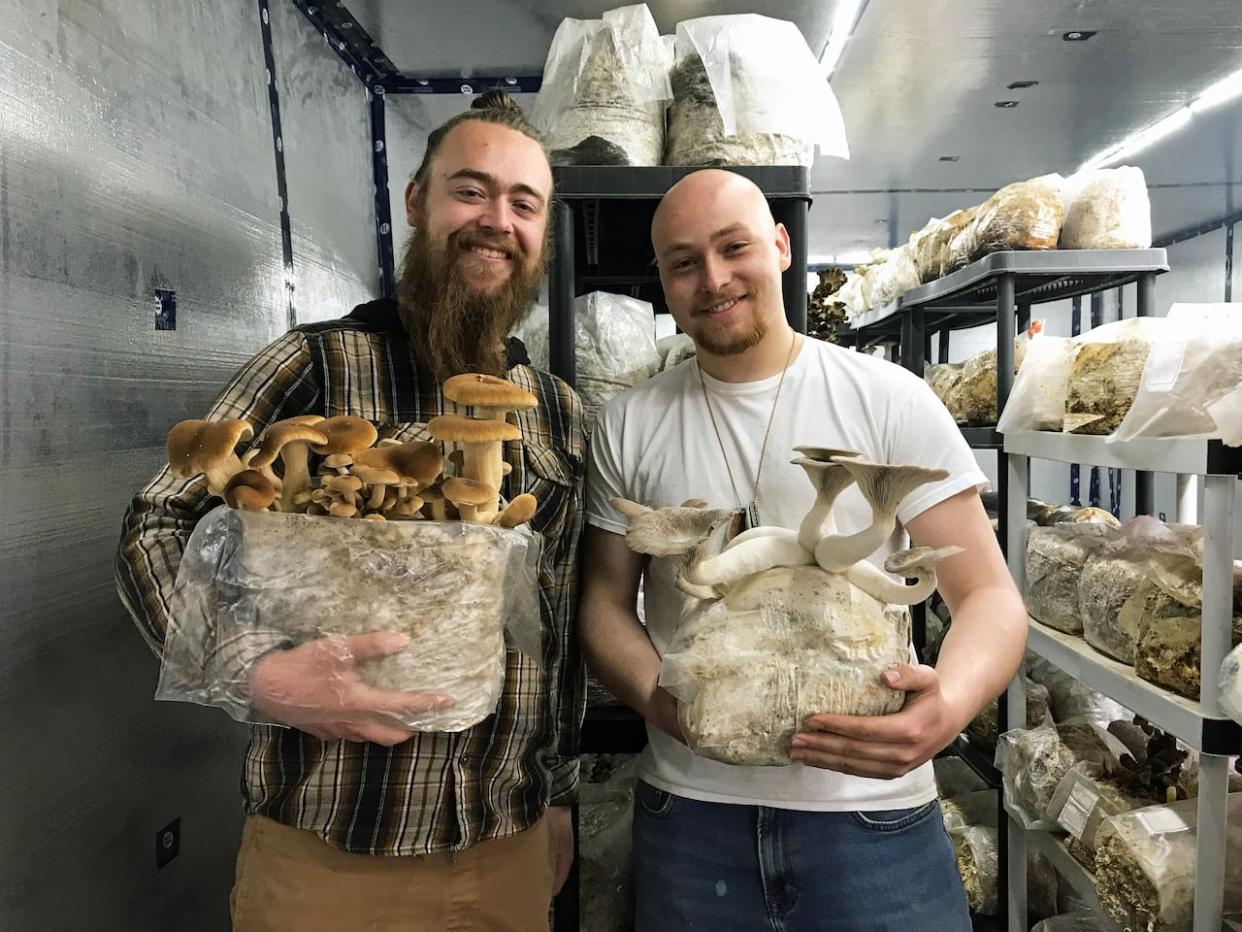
[443,373,538,411]
[427,414,521,444]
[363,513,387,522]
[250,422,329,469]
[328,500,358,518]
[442,476,496,508]
[324,453,355,469]
[355,441,443,487]
[283,415,326,427]
[496,493,538,528]
[167,419,254,477]
[223,469,278,510]
[622,504,741,557]
[791,457,857,497]
[883,545,964,575]
[310,416,378,456]
[351,464,401,486]
[794,445,861,463]
[326,475,364,493]
[680,499,709,509]
[830,457,950,517]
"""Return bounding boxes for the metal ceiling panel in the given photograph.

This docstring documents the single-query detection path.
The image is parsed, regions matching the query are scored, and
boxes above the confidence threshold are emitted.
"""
[338,0,1242,254]
[342,0,839,75]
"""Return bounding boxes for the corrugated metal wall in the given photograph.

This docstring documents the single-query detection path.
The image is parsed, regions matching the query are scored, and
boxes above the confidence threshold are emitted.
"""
[0,2,386,928]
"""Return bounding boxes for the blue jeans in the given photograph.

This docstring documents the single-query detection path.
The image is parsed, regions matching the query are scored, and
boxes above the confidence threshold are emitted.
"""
[632,781,972,932]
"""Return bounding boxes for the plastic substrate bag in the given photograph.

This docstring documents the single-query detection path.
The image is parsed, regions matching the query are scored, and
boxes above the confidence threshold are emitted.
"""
[160,506,542,731]
[997,333,1073,433]
[1112,304,1242,447]
[1060,166,1153,250]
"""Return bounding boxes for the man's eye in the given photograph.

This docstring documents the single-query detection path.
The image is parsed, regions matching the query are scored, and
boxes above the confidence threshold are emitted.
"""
[514,201,535,214]
[725,242,748,254]
[457,189,483,200]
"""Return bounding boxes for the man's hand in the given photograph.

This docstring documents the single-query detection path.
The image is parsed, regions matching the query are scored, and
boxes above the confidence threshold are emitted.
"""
[546,805,575,896]
[647,686,687,744]
[789,664,967,779]
[247,631,453,746]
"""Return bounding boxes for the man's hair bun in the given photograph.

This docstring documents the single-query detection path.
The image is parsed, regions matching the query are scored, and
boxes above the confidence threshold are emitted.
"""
[471,89,523,113]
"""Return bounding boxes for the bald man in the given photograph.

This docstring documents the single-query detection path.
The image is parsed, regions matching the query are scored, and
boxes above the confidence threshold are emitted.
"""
[577,170,1026,931]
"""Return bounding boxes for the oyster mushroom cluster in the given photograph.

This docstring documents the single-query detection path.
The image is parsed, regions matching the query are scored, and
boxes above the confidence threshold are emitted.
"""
[612,448,965,765]
[614,447,962,606]
[164,374,540,528]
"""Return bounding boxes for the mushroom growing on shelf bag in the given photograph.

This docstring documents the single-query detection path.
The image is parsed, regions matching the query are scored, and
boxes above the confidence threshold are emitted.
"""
[531,4,671,166]
[1112,303,1242,447]
[1094,794,1242,932]
[158,505,543,731]
[665,14,849,167]
[1064,317,1167,435]
[1026,524,1110,635]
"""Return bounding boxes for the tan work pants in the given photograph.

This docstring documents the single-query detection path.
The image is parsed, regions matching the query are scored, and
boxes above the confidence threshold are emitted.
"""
[230,814,555,931]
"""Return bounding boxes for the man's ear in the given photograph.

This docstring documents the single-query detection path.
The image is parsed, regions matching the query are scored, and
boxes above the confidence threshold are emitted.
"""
[775,223,792,273]
[404,180,421,228]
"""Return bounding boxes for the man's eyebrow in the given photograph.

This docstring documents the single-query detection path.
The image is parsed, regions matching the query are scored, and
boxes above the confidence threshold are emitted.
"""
[446,169,547,206]
[659,223,750,259]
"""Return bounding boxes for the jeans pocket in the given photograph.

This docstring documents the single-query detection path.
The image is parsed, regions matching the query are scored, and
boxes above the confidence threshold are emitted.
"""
[634,780,678,819]
[850,800,940,833]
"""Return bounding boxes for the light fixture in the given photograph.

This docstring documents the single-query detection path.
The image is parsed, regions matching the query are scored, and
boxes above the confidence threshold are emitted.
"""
[1063,30,1097,41]
[995,100,1020,109]
[1008,80,1039,90]
[1075,62,1242,172]
[819,0,867,79]
[939,155,960,162]
[1078,107,1192,173]
[1189,65,1242,114]
[810,250,875,266]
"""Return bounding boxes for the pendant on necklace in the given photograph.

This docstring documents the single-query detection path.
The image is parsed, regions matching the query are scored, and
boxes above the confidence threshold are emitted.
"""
[744,502,761,531]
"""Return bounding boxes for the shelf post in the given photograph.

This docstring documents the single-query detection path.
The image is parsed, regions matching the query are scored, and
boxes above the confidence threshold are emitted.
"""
[1193,474,1236,931]
[1133,273,1158,515]
[1177,474,1200,524]
[1004,445,1030,932]
[549,199,576,388]
[996,274,1016,413]
[778,200,808,333]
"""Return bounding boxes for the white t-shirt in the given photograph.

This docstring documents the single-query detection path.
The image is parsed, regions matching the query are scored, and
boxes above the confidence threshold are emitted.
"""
[585,337,989,811]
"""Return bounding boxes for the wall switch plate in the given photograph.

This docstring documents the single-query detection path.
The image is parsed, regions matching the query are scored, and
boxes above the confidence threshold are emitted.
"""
[156,817,180,869]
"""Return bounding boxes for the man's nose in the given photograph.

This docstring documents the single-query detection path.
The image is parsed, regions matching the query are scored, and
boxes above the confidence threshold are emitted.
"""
[700,254,731,294]
[476,197,515,235]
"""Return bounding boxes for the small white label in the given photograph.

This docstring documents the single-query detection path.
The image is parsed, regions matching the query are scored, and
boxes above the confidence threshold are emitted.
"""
[1141,342,1187,392]
[1058,782,1098,840]
[1137,808,1192,835]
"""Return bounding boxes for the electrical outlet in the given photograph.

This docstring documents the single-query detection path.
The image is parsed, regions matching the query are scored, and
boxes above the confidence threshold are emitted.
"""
[156,817,181,869]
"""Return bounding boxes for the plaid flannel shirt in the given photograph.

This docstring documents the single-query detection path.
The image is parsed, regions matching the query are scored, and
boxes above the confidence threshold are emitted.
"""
[115,297,586,855]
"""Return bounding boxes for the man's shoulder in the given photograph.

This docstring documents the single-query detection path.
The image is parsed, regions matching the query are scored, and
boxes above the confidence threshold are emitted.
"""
[806,338,925,395]
[293,297,399,336]
[599,361,693,420]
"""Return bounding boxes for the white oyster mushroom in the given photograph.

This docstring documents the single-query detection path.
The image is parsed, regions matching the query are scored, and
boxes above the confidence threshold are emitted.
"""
[610,498,739,600]
[684,532,815,588]
[814,458,949,573]
[791,457,858,548]
[844,545,964,605]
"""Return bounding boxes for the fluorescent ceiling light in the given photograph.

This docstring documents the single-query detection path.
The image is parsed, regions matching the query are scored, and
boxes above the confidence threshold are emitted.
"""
[1190,65,1242,114]
[811,250,875,266]
[1076,64,1242,172]
[1078,106,1191,173]
[819,0,865,78]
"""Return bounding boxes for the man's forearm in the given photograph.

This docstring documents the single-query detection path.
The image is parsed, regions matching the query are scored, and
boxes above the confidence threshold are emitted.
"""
[933,584,1028,728]
[579,599,678,735]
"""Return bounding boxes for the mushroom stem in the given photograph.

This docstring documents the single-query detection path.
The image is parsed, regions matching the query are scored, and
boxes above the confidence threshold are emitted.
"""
[724,526,794,550]
[844,560,938,606]
[813,519,897,574]
[685,529,814,587]
[460,441,504,513]
[277,445,313,513]
[792,458,857,551]
[813,458,949,572]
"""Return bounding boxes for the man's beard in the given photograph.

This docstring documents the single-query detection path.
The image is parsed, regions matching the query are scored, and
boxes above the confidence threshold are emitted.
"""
[692,295,767,356]
[396,221,545,378]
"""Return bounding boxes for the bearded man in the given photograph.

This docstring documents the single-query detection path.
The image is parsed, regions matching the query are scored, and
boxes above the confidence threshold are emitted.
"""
[116,92,585,932]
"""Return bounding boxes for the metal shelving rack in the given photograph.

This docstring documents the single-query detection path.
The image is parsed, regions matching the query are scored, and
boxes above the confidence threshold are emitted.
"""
[1005,432,1242,932]
[547,165,812,387]
[546,164,812,932]
[848,248,1172,926]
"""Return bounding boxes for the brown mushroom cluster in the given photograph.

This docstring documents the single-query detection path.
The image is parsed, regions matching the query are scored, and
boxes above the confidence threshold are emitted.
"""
[165,374,540,528]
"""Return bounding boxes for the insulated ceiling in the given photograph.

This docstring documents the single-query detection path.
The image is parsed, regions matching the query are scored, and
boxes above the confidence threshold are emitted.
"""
[342,0,1242,257]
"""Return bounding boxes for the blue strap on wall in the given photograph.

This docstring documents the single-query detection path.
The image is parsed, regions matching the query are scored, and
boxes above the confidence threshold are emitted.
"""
[258,0,297,329]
